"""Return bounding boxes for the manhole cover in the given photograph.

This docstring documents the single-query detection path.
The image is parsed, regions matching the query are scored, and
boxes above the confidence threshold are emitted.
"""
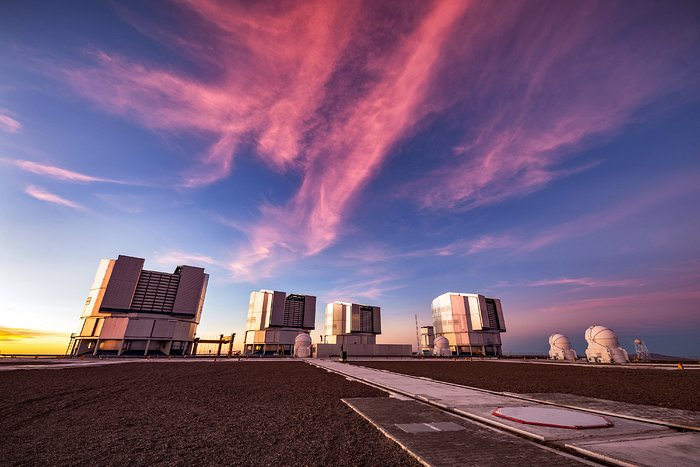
[492,406,613,429]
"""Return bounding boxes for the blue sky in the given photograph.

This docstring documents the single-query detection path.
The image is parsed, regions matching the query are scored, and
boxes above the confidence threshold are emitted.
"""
[1,0,699,356]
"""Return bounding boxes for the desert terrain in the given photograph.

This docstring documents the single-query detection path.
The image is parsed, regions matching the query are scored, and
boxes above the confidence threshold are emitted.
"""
[0,361,419,466]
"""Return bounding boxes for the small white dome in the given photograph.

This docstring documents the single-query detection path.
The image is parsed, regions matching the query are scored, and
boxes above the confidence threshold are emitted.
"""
[294,333,312,345]
[549,333,577,361]
[549,334,572,349]
[434,336,450,348]
[293,333,312,358]
[433,335,451,357]
[585,325,619,345]
[584,325,628,364]
[549,333,563,345]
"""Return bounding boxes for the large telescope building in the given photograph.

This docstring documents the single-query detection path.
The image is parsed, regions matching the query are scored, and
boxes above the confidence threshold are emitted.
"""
[316,301,411,357]
[322,301,381,345]
[243,289,316,355]
[68,255,208,356]
[431,292,506,356]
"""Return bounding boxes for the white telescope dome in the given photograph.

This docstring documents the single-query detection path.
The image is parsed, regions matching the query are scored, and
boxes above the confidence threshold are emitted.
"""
[433,336,452,357]
[550,334,572,349]
[584,325,629,364]
[549,334,571,347]
[293,333,312,358]
[548,333,576,361]
[434,336,449,347]
[294,333,312,346]
[585,325,620,347]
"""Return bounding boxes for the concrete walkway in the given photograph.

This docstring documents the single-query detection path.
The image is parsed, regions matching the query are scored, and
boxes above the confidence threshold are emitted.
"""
[343,396,591,466]
[310,359,700,467]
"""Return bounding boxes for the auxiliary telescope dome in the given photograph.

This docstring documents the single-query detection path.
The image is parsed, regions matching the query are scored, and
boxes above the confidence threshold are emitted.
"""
[293,333,312,358]
[433,336,452,357]
[584,325,629,364]
[548,333,577,361]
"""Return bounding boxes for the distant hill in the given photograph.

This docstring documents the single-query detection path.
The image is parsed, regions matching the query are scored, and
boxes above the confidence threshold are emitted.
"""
[645,353,698,363]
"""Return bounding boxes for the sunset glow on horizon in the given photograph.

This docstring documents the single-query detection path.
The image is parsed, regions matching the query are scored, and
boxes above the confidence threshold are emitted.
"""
[1,0,699,356]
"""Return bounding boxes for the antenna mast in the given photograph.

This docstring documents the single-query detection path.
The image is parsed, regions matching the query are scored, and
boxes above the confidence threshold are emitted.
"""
[415,314,421,352]
[634,338,651,362]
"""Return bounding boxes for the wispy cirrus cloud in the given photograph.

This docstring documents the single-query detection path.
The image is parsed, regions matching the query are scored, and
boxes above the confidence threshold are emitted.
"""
[59,1,700,282]
[537,287,700,324]
[24,185,85,210]
[525,277,640,288]
[223,1,469,279]
[324,275,404,302]
[1,158,127,184]
[405,2,700,211]
[60,1,469,280]
[155,251,221,268]
[506,294,700,344]
[65,1,362,187]
[520,169,700,252]
[352,169,700,265]
[0,113,21,133]
[433,235,517,257]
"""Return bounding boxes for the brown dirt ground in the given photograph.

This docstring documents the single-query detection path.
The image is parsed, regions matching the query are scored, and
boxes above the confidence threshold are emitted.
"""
[0,362,420,466]
[354,361,700,412]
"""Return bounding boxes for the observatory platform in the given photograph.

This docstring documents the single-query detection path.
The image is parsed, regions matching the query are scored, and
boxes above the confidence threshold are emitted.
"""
[316,301,412,357]
[312,360,700,467]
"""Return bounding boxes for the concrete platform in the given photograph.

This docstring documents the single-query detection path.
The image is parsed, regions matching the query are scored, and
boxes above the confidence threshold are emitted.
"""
[568,432,700,467]
[312,360,700,466]
[343,397,589,466]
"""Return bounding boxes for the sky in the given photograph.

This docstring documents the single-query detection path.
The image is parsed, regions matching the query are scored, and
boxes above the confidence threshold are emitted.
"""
[1,0,699,357]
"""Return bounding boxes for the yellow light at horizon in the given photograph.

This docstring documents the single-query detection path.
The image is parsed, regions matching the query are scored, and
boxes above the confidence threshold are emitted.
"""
[0,329,70,355]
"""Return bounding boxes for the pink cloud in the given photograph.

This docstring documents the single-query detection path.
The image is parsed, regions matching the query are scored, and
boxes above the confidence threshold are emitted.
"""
[0,114,21,133]
[406,2,700,211]
[155,251,220,268]
[442,234,516,255]
[324,276,404,302]
[2,158,123,184]
[505,258,700,345]
[228,1,469,278]
[506,285,700,343]
[66,1,361,187]
[379,168,700,263]
[522,170,700,251]
[24,185,85,210]
[406,234,516,258]
[540,288,700,314]
[61,1,471,279]
[339,234,516,264]
[526,277,639,288]
[59,2,699,281]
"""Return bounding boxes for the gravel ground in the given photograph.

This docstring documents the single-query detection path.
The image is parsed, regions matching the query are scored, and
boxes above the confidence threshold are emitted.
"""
[0,362,420,466]
[354,361,700,412]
